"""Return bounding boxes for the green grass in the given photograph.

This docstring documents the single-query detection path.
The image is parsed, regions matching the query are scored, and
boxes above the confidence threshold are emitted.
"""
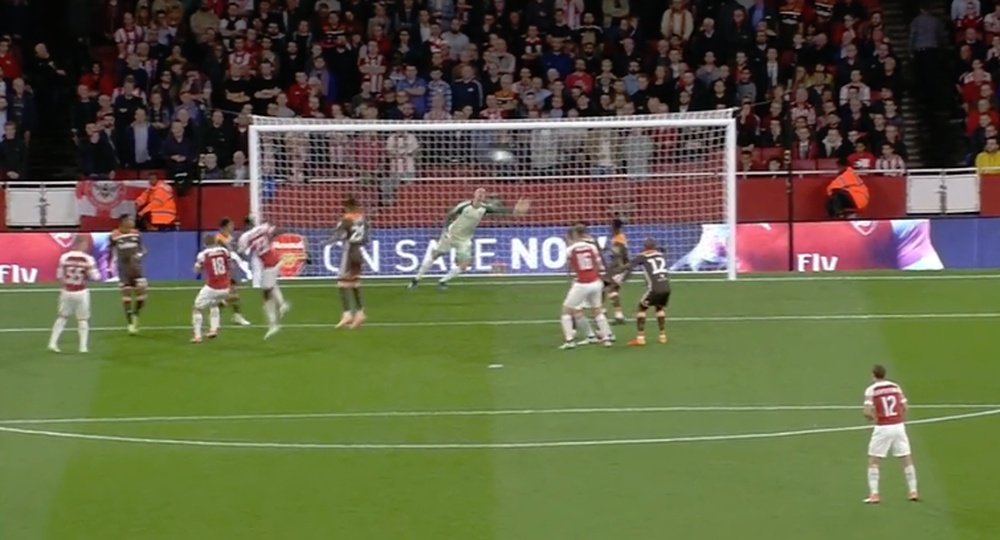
[1,274,999,540]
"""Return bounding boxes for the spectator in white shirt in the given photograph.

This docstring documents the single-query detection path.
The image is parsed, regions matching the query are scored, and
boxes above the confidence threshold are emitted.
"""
[839,69,872,105]
[953,0,980,21]
[661,0,694,42]
[876,143,906,173]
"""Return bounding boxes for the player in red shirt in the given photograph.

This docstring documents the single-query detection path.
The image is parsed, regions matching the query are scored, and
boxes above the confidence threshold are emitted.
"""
[48,236,101,353]
[862,364,919,504]
[192,234,233,343]
[560,224,613,349]
[238,217,291,339]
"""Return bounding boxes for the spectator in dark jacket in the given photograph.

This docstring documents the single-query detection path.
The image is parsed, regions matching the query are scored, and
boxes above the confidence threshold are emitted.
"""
[122,108,160,169]
[201,109,233,167]
[71,84,99,142]
[0,121,27,180]
[451,64,484,114]
[161,121,197,178]
[79,123,118,177]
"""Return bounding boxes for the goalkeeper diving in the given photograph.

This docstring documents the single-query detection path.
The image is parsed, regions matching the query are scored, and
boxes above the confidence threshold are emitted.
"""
[408,188,530,289]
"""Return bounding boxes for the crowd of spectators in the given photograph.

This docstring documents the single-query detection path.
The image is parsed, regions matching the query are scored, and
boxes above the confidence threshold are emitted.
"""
[947,0,1000,170]
[3,0,911,183]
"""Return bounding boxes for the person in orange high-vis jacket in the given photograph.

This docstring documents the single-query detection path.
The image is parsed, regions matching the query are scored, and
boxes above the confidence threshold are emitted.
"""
[826,159,870,218]
[136,175,177,230]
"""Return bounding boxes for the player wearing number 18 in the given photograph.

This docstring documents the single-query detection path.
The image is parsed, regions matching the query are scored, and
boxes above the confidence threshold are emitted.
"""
[191,234,233,343]
[48,236,101,353]
[624,239,671,346]
[560,226,614,349]
[863,364,919,504]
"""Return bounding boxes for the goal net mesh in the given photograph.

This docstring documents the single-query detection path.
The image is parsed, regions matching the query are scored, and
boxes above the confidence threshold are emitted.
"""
[250,111,735,280]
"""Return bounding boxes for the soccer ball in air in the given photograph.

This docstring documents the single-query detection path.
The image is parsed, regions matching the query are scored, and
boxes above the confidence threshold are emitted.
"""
[490,149,514,163]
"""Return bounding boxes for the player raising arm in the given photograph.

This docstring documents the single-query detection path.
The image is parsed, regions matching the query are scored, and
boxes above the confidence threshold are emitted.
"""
[333,195,369,329]
[408,187,530,290]
[623,238,671,346]
[191,234,232,343]
[110,215,147,334]
[863,364,919,504]
[216,218,251,326]
[238,217,291,339]
[48,236,102,353]
[560,227,614,349]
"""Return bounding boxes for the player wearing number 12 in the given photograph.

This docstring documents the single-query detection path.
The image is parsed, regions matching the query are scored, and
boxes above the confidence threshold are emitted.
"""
[191,234,232,343]
[560,227,614,349]
[408,188,530,290]
[624,238,671,346]
[48,236,101,353]
[863,364,919,504]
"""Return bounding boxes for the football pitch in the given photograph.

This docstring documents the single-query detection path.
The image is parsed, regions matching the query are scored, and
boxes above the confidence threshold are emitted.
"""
[0,273,998,540]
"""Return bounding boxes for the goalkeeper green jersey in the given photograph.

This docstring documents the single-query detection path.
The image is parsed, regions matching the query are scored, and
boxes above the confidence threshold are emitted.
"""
[445,200,504,241]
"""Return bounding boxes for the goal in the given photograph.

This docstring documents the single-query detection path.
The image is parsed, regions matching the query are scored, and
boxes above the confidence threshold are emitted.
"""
[248,110,738,281]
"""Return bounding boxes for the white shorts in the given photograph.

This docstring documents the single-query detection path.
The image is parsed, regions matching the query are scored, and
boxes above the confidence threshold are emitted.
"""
[564,281,604,310]
[868,423,911,458]
[194,286,230,310]
[436,234,473,261]
[260,266,279,289]
[58,290,91,320]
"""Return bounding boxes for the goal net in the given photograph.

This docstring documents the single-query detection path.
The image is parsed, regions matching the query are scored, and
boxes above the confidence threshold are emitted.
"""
[249,110,737,281]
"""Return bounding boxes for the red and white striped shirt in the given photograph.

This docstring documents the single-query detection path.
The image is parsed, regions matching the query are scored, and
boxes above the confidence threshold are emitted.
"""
[57,250,100,292]
[238,223,281,268]
[566,240,604,284]
[864,380,907,426]
[114,26,145,55]
[195,245,232,290]
[876,155,906,174]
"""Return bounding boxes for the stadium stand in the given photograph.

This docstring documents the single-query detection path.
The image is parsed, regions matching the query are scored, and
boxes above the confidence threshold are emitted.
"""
[0,0,927,193]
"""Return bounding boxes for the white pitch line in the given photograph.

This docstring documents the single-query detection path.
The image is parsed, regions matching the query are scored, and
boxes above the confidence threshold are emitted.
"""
[1,311,998,335]
[0,408,997,451]
[0,403,997,426]
[1,272,999,294]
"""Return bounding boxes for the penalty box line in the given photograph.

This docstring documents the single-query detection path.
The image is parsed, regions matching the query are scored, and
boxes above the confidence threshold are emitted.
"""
[0,408,997,451]
[2,403,999,426]
[1,272,1000,294]
[2,312,1000,334]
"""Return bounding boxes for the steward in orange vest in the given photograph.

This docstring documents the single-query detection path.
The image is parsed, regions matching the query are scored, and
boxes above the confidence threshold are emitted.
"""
[136,176,177,230]
[825,159,870,218]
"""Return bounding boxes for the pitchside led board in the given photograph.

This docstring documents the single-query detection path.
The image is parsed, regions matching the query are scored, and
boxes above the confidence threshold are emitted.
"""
[2,218,1000,285]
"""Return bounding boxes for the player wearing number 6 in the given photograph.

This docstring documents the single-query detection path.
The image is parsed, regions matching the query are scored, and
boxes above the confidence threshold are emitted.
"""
[408,188,530,290]
[863,364,919,504]
[48,236,101,353]
[191,234,232,343]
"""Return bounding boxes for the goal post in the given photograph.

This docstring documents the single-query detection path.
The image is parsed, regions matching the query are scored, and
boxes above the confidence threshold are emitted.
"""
[249,110,738,281]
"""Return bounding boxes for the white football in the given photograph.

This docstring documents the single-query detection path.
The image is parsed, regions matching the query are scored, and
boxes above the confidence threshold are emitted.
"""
[490,149,514,163]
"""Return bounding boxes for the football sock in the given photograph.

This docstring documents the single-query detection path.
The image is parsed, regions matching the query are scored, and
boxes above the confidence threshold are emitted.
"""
[560,314,575,342]
[49,316,66,347]
[440,265,463,284]
[78,320,89,351]
[656,310,666,332]
[209,307,220,332]
[352,288,363,311]
[192,311,204,339]
[272,286,286,308]
[867,466,880,495]
[415,252,436,280]
[263,299,277,328]
[230,298,242,313]
[574,314,593,338]
[135,297,145,316]
[594,313,612,341]
[339,288,353,312]
[904,465,918,492]
[635,313,646,335]
[122,298,133,323]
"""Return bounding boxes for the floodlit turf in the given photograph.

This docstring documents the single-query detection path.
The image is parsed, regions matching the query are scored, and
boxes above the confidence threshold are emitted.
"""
[1,273,999,540]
